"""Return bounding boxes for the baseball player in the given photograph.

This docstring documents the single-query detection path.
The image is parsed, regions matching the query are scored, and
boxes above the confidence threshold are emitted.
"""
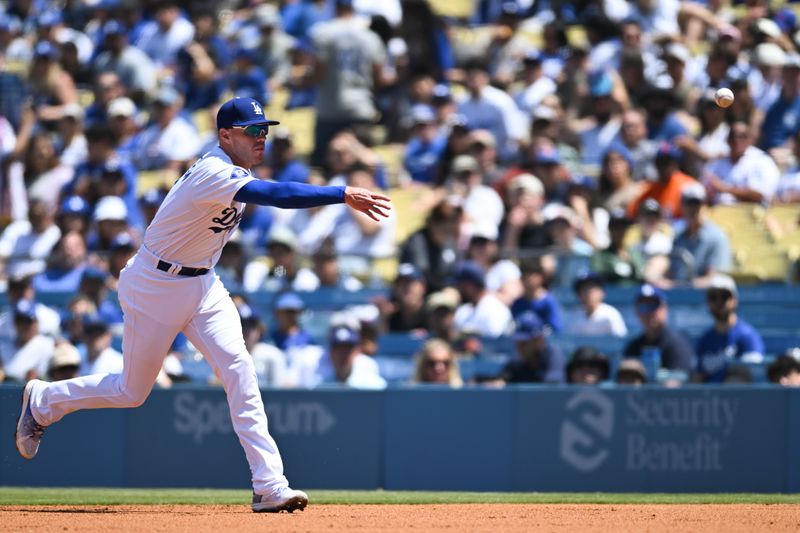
[14,96,391,513]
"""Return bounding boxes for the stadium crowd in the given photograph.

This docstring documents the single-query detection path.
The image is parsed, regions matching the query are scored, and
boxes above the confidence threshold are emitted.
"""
[0,0,799,390]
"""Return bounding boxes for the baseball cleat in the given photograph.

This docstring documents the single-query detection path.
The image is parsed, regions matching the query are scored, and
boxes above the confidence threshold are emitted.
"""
[15,379,47,460]
[252,487,308,513]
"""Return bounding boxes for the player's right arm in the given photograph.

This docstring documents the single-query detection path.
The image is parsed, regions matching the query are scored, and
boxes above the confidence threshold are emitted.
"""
[233,180,391,221]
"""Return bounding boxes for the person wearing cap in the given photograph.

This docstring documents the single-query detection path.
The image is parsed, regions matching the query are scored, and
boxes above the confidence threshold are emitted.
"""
[106,97,140,160]
[108,232,137,280]
[501,311,565,384]
[307,242,363,292]
[577,71,622,168]
[466,221,522,306]
[244,225,317,292]
[307,0,392,166]
[641,77,688,145]
[89,195,130,253]
[615,358,647,386]
[510,255,562,333]
[31,231,89,293]
[760,53,800,152]
[664,182,732,287]
[627,142,697,220]
[767,350,800,386]
[0,273,61,339]
[501,173,549,253]
[567,271,628,337]
[231,47,270,104]
[314,312,386,390]
[0,198,61,280]
[0,299,55,382]
[79,265,123,325]
[626,198,673,281]
[513,50,557,114]
[47,342,82,382]
[56,101,88,168]
[469,129,505,184]
[269,292,313,352]
[130,85,202,173]
[694,274,765,383]
[403,104,448,184]
[133,1,194,69]
[608,109,658,182]
[566,346,610,385]
[412,338,463,387]
[35,10,94,66]
[623,284,694,373]
[247,4,295,94]
[453,260,513,338]
[448,153,505,232]
[21,97,391,511]
[590,208,645,285]
[424,288,461,343]
[542,203,593,257]
[268,128,310,184]
[662,43,697,109]
[704,120,780,205]
[93,19,157,99]
[457,60,512,161]
[78,317,123,376]
[381,262,428,332]
[27,40,79,124]
[138,188,167,227]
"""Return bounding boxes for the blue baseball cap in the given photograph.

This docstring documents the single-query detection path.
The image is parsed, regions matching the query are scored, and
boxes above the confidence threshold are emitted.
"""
[656,142,682,161]
[396,262,425,282]
[410,104,436,124]
[110,232,136,251]
[513,312,545,341]
[329,325,360,345]
[34,40,58,59]
[432,84,452,102]
[534,144,561,165]
[61,195,91,216]
[140,188,166,207]
[13,299,37,321]
[37,10,62,27]
[81,266,108,282]
[237,302,260,322]
[216,97,280,130]
[589,72,613,97]
[454,261,486,287]
[103,20,128,36]
[275,292,305,311]
[636,284,666,312]
[572,271,604,292]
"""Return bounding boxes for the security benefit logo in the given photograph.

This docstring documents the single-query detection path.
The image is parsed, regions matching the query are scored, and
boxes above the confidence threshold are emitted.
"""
[560,389,614,472]
[559,390,739,473]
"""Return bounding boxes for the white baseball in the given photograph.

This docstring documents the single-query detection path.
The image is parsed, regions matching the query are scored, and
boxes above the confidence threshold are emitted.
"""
[715,88,735,108]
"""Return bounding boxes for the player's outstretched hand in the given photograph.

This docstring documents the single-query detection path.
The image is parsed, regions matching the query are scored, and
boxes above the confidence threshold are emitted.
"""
[344,186,392,222]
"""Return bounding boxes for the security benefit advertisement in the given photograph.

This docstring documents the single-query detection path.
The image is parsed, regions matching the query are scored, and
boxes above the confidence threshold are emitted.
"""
[514,387,789,492]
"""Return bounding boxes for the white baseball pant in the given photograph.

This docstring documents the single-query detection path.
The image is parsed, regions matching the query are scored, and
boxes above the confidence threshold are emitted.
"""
[29,247,289,495]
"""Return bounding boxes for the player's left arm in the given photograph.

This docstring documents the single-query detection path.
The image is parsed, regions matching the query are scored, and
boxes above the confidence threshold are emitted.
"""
[234,181,391,221]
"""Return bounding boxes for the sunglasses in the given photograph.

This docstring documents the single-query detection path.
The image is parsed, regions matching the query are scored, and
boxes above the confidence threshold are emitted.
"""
[425,358,451,369]
[706,290,732,302]
[233,125,269,138]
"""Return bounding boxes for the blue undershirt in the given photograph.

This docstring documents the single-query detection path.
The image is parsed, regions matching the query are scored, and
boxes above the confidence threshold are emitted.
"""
[234,180,346,208]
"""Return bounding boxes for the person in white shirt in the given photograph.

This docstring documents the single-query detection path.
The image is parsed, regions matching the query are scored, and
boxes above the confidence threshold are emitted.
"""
[567,271,628,337]
[0,273,61,339]
[134,2,195,69]
[453,261,513,338]
[703,121,780,205]
[314,314,386,390]
[0,199,61,279]
[0,300,55,382]
[79,319,124,376]
[448,155,505,237]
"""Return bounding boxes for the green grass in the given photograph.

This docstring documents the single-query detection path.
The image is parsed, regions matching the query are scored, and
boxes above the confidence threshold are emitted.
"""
[0,488,799,506]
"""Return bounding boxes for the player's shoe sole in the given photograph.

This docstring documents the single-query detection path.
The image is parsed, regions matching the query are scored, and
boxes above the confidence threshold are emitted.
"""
[252,489,308,513]
[14,379,46,460]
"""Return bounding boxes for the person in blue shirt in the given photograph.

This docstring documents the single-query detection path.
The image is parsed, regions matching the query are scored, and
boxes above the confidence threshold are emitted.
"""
[230,47,270,104]
[267,128,310,183]
[403,104,447,184]
[502,311,565,384]
[642,83,688,143]
[509,256,563,334]
[694,274,765,383]
[269,292,315,352]
[759,54,800,151]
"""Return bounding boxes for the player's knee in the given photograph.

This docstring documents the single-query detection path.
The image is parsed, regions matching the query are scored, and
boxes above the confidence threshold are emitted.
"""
[118,384,151,407]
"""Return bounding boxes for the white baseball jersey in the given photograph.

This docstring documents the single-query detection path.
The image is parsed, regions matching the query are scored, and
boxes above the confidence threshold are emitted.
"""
[143,146,256,268]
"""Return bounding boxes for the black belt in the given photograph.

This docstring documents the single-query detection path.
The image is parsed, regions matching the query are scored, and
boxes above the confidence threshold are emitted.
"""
[156,260,209,277]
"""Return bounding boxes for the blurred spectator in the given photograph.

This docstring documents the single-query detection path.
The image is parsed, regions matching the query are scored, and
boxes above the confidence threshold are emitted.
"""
[447,155,505,236]
[510,255,562,333]
[424,288,460,343]
[694,274,765,383]
[501,312,565,384]
[641,82,688,144]
[244,226,316,292]
[138,188,166,227]
[308,0,391,166]
[576,72,622,170]
[0,198,61,279]
[452,260,512,338]
[382,263,428,333]
[0,299,55,382]
[466,222,521,306]
[623,284,694,372]
[469,129,504,185]
[398,0,454,82]
[610,108,657,182]
[591,208,643,285]
[566,271,627,337]
[307,244,363,292]
[108,232,137,281]
[230,47,269,103]
[760,54,800,152]
[615,358,647,386]
[175,10,229,111]
[20,129,73,209]
[501,173,549,253]
[56,103,88,168]
[107,97,140,160]
[675,89,730,175]
[597,149,645,213]
[412,338,462,387]
[399,198,461,293]
[767,350,800,386]
[84,71,125,127]
[134,1,195,70]
[35,10,93,66]
[250,4,295,93]
[89,195,131,253]
[0,273,61,338]
[238,301,287,389]
[627,142,696,220]
[566,346,610,385]
[284,39,318,109]
[456,61,511,161]
[32,231,88,293]
[542,203,593,257]
[28,40,78,124]
[79,318,123,376]
[79,266,123,326]
[513,51,557,115]
[47,342,81,382]
[627,199,673,282]
[314,313,386,389]
[403,104,447,184]
[130,86,202,173]
[270,292,314,352]
[268,128,310,183]
[664,183,732,287]
[703,121,780,205]
[93,19,157,101]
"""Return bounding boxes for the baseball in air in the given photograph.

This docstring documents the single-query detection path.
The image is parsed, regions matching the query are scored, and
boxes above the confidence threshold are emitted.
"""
[715,88,734,108]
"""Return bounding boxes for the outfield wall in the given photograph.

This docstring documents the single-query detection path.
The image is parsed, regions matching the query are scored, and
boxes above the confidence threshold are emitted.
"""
[1,385,797,493]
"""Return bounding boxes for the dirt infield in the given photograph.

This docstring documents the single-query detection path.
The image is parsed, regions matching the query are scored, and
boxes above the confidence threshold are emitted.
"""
[2,503,799,532]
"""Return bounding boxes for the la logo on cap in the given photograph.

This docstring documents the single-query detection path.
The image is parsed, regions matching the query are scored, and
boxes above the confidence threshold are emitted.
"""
[251,102,263,115]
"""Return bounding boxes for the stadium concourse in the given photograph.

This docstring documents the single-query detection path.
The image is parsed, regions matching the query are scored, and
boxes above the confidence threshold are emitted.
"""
[0,0,800,394]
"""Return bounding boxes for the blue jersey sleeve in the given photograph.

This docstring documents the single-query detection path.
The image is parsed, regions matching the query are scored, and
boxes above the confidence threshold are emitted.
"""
[234,180,346,208]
